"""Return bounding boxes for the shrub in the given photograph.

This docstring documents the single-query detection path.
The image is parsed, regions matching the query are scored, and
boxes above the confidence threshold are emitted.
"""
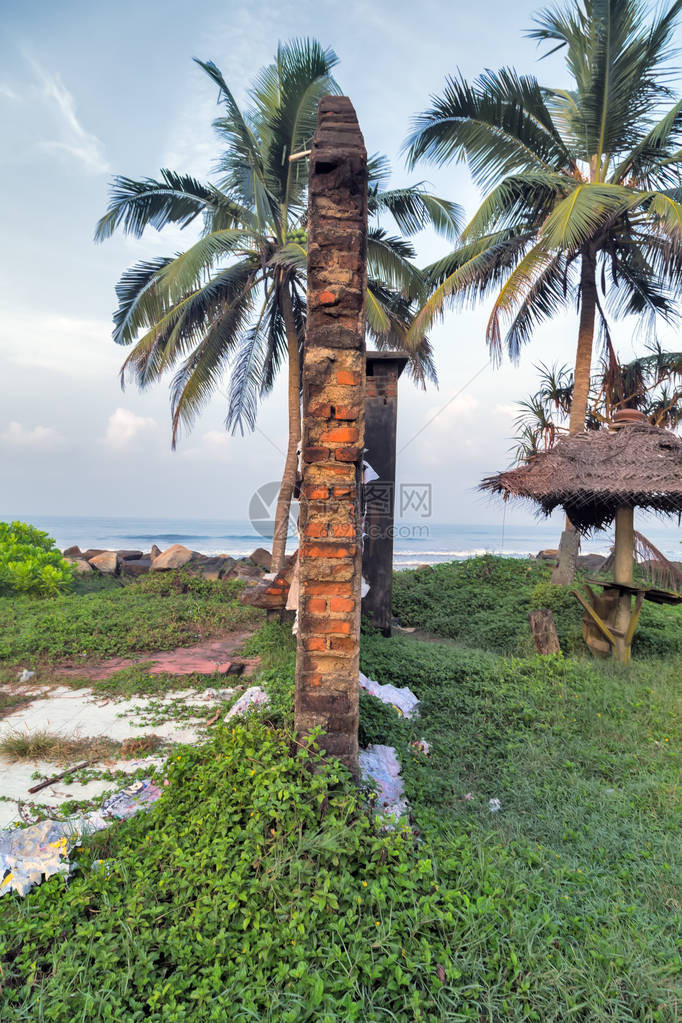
[0,521,73,597]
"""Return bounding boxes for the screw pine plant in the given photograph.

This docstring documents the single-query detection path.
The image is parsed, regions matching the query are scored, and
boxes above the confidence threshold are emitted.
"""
[96,41,460,572]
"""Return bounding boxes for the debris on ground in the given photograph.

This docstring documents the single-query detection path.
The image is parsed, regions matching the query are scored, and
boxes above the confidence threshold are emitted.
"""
[17,669,35,683]
[409,738,430,755]
[0,778,162,897]
[224,686,269,721]
[359,671,420,718]
[359,744,409,821]
[488,798,501,813]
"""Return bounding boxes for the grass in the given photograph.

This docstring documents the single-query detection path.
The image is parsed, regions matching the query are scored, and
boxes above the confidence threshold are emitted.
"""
[0,557,680,1020]
[0,730,167,763]
[392,554,682,658]
[0,570,262,667]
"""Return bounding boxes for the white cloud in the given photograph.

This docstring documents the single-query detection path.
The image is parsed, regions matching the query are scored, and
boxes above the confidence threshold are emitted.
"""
[1,421,64,449]
[493,403,518,418]
[103,408,158,450]
[180,428,233,461]
[27,56,109,174]
[0,84,18,101]
[0,310,122,378]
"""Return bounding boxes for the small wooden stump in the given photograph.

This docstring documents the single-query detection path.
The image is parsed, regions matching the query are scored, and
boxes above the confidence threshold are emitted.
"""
[528,610,561,655]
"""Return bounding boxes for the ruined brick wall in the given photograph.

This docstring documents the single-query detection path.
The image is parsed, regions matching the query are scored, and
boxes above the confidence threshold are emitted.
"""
[294,97,367,777]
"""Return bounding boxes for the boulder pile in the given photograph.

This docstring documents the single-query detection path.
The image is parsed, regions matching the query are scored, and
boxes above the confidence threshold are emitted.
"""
[63,543,276,587]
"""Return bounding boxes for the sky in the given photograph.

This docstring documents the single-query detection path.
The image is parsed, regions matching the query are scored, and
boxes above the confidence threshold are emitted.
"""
[1,0,681,535]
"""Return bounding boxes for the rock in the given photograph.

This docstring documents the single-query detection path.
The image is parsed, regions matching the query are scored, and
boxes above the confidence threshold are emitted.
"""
[537,549,559,561]
[63,545,82,558]
[249,547,272,572]
[89,551,118,574]
[120,558,152,578]
[67,558,92,575]
[577,553,607,571]
[218,556,237,578]
[150,543,195,571]
[150,544,162,560]
[116,550,144,563]
[233,559,264,579]
[82,549,106,562]
[190,556,233,581]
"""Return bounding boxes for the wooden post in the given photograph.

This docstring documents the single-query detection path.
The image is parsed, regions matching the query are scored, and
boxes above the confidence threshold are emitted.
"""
[294,97,367,778]
[613,505,635,663]
[362,352,409,636]
[528,610,561,655]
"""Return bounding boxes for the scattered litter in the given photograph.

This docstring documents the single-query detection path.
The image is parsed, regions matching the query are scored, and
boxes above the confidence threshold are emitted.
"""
[361,577,370,597]
[17,669,35,683]
[359,745,409,821]
[359,671,420,719]
[463,792,474,801]
[225,686,269,721]
[488,798,501,813]
[409,739,430,755]
[393,623,416,634]
[363,461,380,483]
[0,778,162,897]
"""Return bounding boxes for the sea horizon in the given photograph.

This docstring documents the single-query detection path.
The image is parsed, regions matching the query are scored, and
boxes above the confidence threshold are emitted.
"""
[4,512,681,567]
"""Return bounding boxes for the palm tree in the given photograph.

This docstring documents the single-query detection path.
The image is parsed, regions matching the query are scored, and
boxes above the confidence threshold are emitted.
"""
[405,0,682,580]
[513,345,682,462]
[96,41,461,572]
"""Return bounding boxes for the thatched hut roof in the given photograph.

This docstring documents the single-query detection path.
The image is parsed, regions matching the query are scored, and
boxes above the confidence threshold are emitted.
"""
[480,424,682,532]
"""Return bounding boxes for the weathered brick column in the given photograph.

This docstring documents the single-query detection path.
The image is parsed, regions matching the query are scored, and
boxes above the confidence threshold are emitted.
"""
[294,97,367,777]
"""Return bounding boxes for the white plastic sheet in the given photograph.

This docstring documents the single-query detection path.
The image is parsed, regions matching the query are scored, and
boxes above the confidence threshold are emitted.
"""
[359,744,408,821]
[224,686,269,720]
[0,778,162,897]
[359,671,420,718]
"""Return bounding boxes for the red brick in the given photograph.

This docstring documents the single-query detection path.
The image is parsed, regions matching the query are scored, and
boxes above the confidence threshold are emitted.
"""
[333,485,356,498]
[310,620,352,635]
[303,637,326,652]
[304,542,353,559]
[335,446,361,462]
[333,405,358,421]
[337,369,361,386]
[329,636,355,652]
[320,426,358,444]
[331,523,355,538]
[318,289,337,305]
[330,596,354,613]
[304,581,353,597]
[310,403,332,418]
[303,446,328,463]
[307,597,327,614]
[304,522,327,538]
[305,485,329,500]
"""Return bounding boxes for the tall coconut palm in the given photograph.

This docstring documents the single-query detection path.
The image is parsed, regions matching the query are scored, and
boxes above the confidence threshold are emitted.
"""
[405,0,682,580]
[97,41,460,572]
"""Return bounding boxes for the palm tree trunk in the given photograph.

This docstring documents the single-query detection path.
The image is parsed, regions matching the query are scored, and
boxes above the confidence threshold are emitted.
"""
[552,249,597,585]
[271,283,301,575]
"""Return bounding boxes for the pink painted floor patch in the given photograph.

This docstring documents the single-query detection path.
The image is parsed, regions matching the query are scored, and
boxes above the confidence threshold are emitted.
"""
[55,632,258,681]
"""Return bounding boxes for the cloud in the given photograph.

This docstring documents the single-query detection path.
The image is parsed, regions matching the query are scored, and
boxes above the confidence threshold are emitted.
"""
[103,408,158,450]
[27,56,109,173]
[0,84,18,101]
[180,428,233,461]
[0,310,122,378]
[1,421,64,449]
[493,403,518,418]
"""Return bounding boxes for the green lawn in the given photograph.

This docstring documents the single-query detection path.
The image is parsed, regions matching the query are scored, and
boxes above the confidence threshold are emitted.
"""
[0,571,262,669]
[1,559,680,1020]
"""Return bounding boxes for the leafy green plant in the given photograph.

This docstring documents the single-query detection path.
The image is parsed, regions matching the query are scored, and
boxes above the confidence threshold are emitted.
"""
[0,521,74,597]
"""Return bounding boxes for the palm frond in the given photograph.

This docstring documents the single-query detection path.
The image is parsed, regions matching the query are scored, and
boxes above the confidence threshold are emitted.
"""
[95,170,214,241]
[369,185,463,242]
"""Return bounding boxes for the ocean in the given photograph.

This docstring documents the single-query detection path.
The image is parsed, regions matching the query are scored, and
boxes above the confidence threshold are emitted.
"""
[7,514,682,567]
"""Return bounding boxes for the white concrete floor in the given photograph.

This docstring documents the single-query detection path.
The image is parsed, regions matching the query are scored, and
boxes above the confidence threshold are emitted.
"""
[0,685,237,829]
